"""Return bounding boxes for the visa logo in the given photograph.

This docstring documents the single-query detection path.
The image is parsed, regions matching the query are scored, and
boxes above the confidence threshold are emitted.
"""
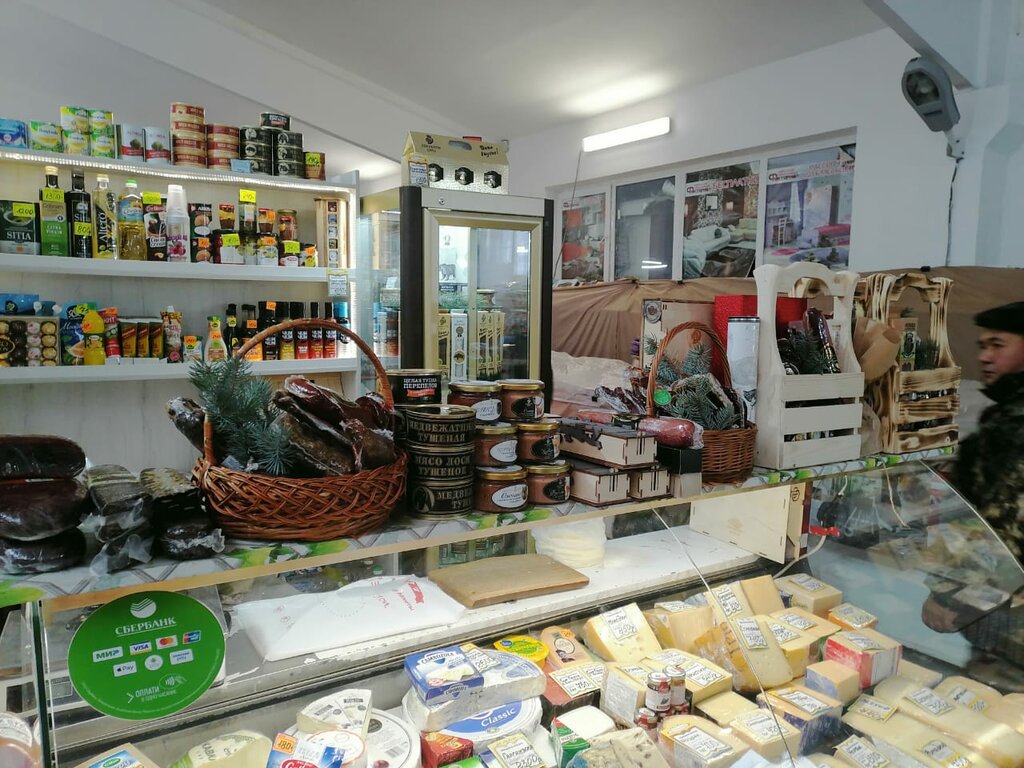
[129,641,152,655]
[156,635,178,649]
[183,630,201,644]
[92,647,123,663]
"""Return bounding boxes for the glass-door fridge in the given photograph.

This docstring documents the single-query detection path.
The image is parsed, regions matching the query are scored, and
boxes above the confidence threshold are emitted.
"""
[357,186,554,394]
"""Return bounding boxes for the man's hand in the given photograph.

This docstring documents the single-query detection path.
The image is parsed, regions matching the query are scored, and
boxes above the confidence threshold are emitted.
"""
[922,595,960,633]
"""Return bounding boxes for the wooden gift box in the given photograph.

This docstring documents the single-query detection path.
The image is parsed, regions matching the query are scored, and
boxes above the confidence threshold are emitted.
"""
[567,458,630,506]
[754,263,865,469]
[858,272,960,453]
[559,418,657,468]
[628,464,671,500]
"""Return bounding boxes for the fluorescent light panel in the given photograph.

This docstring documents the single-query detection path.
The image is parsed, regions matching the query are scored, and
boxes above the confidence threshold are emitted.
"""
[582,117,670,152]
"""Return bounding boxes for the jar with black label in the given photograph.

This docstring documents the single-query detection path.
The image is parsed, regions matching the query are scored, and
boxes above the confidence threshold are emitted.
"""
[474,422,518,467]
[516,420,561,463]
[448,380,502,422]
[475,465,528,513]
[497,379,545,421]
[525,461,571,505]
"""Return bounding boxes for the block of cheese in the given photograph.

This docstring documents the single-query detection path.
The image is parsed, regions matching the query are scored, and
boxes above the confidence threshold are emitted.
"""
[872,678,1024,768]
[1008,694,1024,706]
[541,626,596,668]
[755,685,842,754]
[692,616,793,693]
[986,699,1024,734]
[542,660,605,724]
[297,689,373,738]
[402,649,546,731]
[591,727,671,768]
[557,705,616,741]
[168,732,273,768]
[729,708,802,761]
[896,659,942,688]
[658,714,750,768]
[697,691,760,725]
[480,732,544,768]
[638,648,733,704]
[823,629,901,688]
[645,603,715,653]
[740,575,786,615]
[774,574,843,617]
[582,603,662,663]
[76,745,161,768]
[764,617,818,677]
[571,740,623,768]
[833,735,892,768]
[705,581,755,623]
[769,607,842,658]
[804,661,860,705]
[599,663,650,726]
[827,603,878,631]
[934,676,1002,713]
[437,698,543,752]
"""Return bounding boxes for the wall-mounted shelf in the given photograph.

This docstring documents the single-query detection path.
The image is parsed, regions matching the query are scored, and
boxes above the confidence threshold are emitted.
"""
[0,254,328,282]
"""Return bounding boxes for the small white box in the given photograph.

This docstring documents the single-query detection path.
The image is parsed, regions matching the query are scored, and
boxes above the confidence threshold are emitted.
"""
[560,418,657,469]
[569,460,630,506]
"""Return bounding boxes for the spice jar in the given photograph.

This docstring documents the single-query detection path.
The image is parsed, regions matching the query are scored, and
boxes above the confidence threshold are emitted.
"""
[498,379,545,421]
[526,461,571,505]
[449,380,502,422]
[474,422,518,467]
[475,465,528,513]
[516,420,561,463]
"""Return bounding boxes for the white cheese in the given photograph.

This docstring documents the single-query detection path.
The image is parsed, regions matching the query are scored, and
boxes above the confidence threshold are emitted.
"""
[436,697,543,751]
[297,689,373,738]
[985,698,1024,734]
[574,741,624,768]
[168,732,273,768]
[775,575,843,617]
[74,745,161,768]
[896,660,942,688]
[557,705,616,741]
[304,730,367,768]
[582,603,662,663]
[596,727,670,768]
[805,660,860,705]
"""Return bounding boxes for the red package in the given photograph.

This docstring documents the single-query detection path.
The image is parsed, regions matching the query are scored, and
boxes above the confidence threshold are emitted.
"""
[420,732,473,768]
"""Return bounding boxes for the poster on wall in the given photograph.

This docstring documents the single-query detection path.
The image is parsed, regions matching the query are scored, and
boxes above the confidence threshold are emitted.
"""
[763,145,855,270]
[681,162,760,279]
[559,192,607,282]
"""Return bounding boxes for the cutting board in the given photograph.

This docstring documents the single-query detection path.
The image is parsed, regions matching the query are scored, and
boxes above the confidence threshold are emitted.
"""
[430,553,590,608]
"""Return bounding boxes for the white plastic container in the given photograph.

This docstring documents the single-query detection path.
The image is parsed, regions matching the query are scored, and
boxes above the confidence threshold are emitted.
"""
[165,184,191,263]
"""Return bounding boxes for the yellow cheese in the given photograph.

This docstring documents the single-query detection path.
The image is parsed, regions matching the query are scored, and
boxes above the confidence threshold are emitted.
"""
[1007,693,1024,706]
[637,649,732,704]
[739,575,785,615]
[823,629,901,688]
[695,691,759,726]
[598,663,650,727]
[827,603,878,631]
[804,660,860,705]
[769,607,843,659]
[986,699,1024,735]
[896,659,942,688]
[645,603,715,653]
[692,616,793,694]
[728,708,802,761]
[872,677,1024,768]
[582,603,662,663]
[834,735,893,768]
[540,626,596,668]
[934,675,1002,713]
[658,714,749,768]
[704,581,754,623]
[764,616,818,677]
[774,574,842,617]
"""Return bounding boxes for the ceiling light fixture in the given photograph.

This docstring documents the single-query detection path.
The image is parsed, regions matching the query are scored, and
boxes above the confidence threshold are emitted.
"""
[582,117,670,152]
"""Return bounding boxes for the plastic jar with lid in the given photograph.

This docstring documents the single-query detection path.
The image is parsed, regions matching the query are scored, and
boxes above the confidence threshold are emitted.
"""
[497,379,545,421]
[474,422,518,467]
[474,465,528,513]
[526,460,571,505]
[516,419,561,463]
[449,380,502,422]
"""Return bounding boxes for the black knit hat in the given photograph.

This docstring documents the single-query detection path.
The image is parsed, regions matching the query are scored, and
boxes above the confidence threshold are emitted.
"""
[975,301,1024,334]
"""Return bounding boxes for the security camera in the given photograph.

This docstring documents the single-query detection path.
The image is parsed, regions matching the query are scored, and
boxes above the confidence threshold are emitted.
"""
[902,57,960,132]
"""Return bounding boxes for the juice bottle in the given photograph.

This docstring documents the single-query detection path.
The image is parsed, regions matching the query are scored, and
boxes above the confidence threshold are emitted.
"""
[204,316,228,363]
[66,171,92,259]
[92,174,118,258]
[117,179,146,260]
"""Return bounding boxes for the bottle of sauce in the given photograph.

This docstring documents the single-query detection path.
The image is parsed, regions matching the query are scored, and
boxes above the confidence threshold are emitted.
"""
[242,303,261,361]
[260,301,279,361]
[322,301,338,359]
[309,302,323,359]
[278,302,295,360]
[117,179,146,260]
[92,174,117,259]
[224,303,239,356]
[66,170,93,259]
[204,316,228,363]
[292,301,308,359]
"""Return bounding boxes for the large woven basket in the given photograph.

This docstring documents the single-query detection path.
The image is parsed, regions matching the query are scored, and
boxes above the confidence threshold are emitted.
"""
[193,317,407,542]
[646,321,756,483]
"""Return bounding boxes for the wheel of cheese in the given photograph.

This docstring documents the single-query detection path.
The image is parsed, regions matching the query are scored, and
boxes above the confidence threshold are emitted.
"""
[434,697,542,751]
[306,730,366,768]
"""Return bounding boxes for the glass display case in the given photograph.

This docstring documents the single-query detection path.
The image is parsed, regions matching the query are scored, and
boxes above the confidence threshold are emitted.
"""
[6,459,1024,767]
[356,187,554,393]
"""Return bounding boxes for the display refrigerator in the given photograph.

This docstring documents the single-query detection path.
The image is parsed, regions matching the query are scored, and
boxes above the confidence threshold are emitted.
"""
[356,186,554,396]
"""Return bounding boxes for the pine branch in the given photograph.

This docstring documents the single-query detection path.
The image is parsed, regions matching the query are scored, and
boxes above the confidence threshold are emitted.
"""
[681,341,711,376]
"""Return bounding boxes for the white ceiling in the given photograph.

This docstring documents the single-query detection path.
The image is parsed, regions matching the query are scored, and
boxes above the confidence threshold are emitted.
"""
[199,0,885,141]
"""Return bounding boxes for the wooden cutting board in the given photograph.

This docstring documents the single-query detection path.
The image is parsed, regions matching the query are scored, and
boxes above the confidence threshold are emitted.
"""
[430,553,589,608]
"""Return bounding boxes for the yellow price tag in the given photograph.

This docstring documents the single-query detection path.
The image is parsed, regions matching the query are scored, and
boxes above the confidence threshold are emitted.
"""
[305,154,321,167]
[73,222,92,237]
[41,188,64,203]
[239,189,257,204]
[222,233,240,247]
[142,192,162,205]
[283,240,300,254]
[11,203,35,219]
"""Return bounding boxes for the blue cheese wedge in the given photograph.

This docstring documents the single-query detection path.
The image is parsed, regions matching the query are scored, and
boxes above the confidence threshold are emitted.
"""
[594,728,670,768]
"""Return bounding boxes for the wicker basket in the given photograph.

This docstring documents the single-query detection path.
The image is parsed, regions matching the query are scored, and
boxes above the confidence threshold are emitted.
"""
[646,321,756,483]
[193,317,407,542]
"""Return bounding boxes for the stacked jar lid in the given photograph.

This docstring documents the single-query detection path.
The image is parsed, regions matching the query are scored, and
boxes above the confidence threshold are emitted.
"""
[170,103,207,168]
[205,124,239,170]
[498,379,570,507]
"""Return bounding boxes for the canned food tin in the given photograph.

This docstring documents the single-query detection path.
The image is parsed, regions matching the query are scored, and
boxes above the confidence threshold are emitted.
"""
[170,119,207,134]
[273,160,302,176]
[207,139,240,153]
[407,479,474,517]
[387,369,442,405]
[205,123,239,139]
[174,160,208,169]
[272,130,303,148]
[239,125,270,143]
[260,111,291,130]
[207,148,240,160]
[241,141,271,159]
[248,158,271,174]
[276,144,305,161]
[206,158,235,169]
[407,443,474,481]
[172,136,207,152]
[304,151,326,180]
[171,128,206,142]
[401,404,476,446]
[173,148,206,162]
[170,102,205,122]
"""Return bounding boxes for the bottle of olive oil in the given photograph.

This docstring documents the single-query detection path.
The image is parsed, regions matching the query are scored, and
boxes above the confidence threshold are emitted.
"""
[66,171,92,259]
[92,174,118,258]
[38,166,68,257]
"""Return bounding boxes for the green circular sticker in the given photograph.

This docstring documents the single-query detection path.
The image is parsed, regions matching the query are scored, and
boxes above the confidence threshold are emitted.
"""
[68,592,225,720]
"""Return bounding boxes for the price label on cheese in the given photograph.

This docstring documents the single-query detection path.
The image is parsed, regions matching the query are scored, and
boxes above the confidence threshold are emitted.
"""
[488,733,543,768]
[604,608,639,641]
[551,668,600,699]
[657,601,689,613]
[736,712,784,744]
[649,649,689,667]
[849,695,896,722]
[683,661,726,687]
[837,736,891,768]
[221,233,240,247]
[73,221,92,237]
[909,687,954,716]
[460,643,499,673]
[947,685,988,712]
[779,688,829,715]
[921,740,972,767]
[790,573,827,592]
[767,622,800,644]
[777,611,815,631]
[581,662,605,685]
[40,188,64,203]
[735,618,768,650]
[833,603,875,627]
[846,633,882,651]
[142,191,162,205]
[712,586,743,616]
[670,725,731,760]
[239,189,257,204]
[620,665,648,682]
[11,202,34,219]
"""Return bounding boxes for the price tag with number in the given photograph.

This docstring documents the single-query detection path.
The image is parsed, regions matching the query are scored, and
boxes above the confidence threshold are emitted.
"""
[41,188,64,203]
[327,269,349,299]
[142,192,162,206]
[239,189,257,204]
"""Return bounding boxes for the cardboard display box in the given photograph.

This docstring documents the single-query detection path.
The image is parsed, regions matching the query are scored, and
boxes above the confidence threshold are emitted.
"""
[403,132,509,195]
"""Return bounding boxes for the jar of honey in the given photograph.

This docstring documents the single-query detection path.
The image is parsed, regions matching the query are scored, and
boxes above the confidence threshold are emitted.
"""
[497,379,545,421]
[526,461,571,505]
[516,419,561,463]
[474,465,528,513]
[474,423,518,467]
[448,380,502,422]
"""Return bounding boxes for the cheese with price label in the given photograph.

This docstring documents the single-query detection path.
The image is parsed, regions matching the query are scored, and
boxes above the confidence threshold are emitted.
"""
[755,685,842,754]
[765,618,818,677]
[638,649,732,704]
[775,575,843,617]
[541,626,595,668]
[827,603,878,631]
[168,732,273,768]
[834,735,891,768]
[823,629,901,688]
[541,659,605,723]
[934,676,1001,713]
[658,714,750,768]
[896,659,942,688]
[590,727,671,768]
[598,663,650,726]
[740,575,786,615]
[692,616,793,693]
[804,660,860,705]
[696,691,760,725]
[728,708,802,761]
[582,603,662,663]
[297,689,372,738]
[769,607,843,658]
[645,603,715,653]
[705,582,755,623]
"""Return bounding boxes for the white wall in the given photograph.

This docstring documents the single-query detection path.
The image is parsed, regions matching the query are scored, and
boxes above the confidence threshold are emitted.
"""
[509,29,955,274]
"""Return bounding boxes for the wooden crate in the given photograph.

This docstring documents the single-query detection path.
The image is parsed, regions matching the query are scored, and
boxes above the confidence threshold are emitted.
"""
[754,263,865,469]
[859,272,960,453]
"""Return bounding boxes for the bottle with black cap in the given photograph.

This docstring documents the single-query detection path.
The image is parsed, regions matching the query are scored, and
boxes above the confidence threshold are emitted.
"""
[292,301,308,360]
[242,303,260,361]
[224,303,240,356]
[323,301,338,359]
[335,302,350,345]
[278,301,294,360]
[260,300,279,361]
[309,302,323,359]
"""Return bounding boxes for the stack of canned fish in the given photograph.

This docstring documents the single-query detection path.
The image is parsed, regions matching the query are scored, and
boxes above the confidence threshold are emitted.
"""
[239,125,273,175]
[205,124,239,170]
[170,103,207,169]
[257,112,304,178]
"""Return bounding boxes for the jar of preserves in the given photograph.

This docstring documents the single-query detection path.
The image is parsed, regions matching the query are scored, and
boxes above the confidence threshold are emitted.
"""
[516,419,561,463]
[474,422,518,467]
[277,209,298,241]
[497,379,545,421]
[474,465,528,513]
[525,461,571,504]
[448,380,502,422]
